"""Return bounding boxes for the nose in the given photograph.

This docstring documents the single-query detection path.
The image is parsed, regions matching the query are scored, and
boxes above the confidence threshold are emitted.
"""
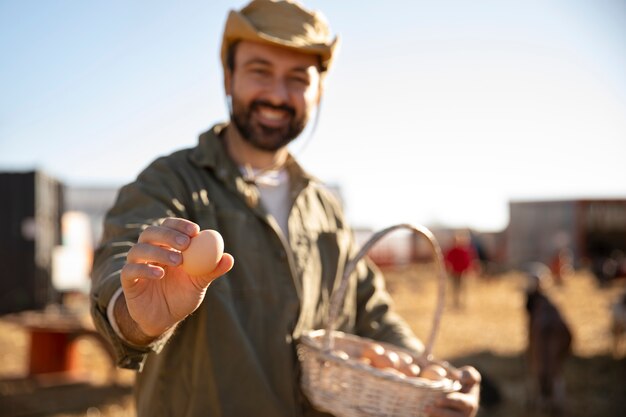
[263,78,290,106]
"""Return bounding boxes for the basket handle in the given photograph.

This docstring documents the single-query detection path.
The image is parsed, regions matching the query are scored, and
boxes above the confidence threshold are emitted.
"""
[324,223,447,359]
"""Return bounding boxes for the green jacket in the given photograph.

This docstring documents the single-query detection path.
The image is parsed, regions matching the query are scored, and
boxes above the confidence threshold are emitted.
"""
[90,124,423,417]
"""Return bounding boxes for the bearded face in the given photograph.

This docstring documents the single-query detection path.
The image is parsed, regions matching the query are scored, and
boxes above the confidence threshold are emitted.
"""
[229,97,308,152]
[225,41,321,153]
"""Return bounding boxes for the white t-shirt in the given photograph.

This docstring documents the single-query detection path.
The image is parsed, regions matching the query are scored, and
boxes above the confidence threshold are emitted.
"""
[240,166,291,238]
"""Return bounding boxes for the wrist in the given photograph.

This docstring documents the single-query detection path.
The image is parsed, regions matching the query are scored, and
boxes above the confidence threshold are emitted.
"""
[113,294,170,347]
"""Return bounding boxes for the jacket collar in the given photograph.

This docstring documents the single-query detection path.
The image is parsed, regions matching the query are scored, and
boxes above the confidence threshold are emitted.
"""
[188,123,231,174]
[188,123,317,212]
[189,122,315,184]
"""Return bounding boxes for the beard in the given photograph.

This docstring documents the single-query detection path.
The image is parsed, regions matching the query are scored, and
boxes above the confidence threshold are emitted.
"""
[230,97,308,152]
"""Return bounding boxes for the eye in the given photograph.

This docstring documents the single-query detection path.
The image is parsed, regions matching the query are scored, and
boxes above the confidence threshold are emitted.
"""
[288,76,310,87]
[244,65,272,80]
[250,67,270,76]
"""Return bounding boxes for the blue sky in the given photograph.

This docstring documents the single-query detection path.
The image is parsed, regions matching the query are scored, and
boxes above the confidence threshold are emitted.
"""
[1,0,625,231]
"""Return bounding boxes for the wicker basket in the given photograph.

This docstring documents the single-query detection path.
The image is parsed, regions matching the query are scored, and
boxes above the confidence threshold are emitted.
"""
[297,224,461,417]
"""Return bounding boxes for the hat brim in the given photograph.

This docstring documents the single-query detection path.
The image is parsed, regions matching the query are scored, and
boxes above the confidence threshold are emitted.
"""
[220,10,339,74]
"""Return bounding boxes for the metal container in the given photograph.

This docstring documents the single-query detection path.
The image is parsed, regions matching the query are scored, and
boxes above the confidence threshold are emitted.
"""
[0,171,63,315]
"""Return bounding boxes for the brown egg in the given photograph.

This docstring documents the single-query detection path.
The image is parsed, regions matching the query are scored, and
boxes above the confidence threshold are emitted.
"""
[361,343,400,370]
[397,351,414,366]
[399,362,421,378]
[419,364,448,381]
[396,352,420,377]
[361,343,386,369]
[181,230,224,276]
[356,357,372,366]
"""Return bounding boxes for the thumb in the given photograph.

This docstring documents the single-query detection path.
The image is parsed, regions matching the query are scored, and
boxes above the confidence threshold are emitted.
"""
[193,253,235,288]
[458,366,481,393]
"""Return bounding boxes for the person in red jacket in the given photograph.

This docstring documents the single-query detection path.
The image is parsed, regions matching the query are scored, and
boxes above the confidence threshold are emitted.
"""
[444,230,478,309]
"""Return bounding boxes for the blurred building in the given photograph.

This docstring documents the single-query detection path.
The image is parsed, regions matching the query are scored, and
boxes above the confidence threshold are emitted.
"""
[64,186,119,246]
[353,199,626,274]
[506,199,626,269]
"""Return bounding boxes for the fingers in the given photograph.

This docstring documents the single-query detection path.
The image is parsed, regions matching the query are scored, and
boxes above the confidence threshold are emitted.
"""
[160,217,200,235]
[444,365,481,392]
[458,366,481,393]
[424,366,480,417]
[122,217,199,285]
[123,242,182,288]
[426,392,478,417]
[138,219,199,251]
[121,262,165,284]
[127,217,200,270]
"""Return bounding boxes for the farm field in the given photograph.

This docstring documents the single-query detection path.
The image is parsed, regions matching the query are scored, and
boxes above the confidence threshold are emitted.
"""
[1,266,625,417]
[385,265,626,417]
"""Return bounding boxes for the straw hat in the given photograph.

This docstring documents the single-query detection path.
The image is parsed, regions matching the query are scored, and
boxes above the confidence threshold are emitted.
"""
[220,0,340,74]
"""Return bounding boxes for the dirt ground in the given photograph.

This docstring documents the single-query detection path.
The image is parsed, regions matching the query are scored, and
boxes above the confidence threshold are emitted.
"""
[1,266,625,417]
[384,265,626,417]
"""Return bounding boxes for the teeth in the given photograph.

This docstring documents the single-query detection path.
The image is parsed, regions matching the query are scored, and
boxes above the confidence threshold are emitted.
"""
[259,106,286,121]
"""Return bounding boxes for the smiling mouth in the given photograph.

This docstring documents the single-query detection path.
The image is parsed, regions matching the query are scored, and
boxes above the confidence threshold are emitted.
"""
[258,106,288,122]
[252,101,295,127]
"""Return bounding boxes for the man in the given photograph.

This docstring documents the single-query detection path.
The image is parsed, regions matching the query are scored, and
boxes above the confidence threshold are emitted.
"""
[444,231,478,309]
[90,1,480,416]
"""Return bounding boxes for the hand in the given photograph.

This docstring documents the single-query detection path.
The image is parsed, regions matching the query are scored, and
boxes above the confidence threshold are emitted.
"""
[426,366,480,417]
[119,217,234,340]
